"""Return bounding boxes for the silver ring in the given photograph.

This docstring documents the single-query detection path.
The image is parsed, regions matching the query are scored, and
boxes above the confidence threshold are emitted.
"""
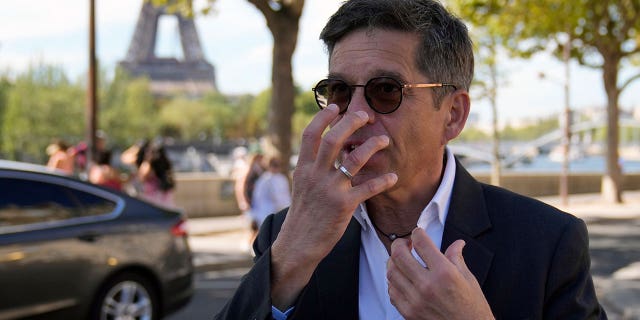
[338,164,353,179]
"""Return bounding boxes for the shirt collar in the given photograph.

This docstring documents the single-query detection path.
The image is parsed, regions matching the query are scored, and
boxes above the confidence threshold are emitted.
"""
[353,148,456,231]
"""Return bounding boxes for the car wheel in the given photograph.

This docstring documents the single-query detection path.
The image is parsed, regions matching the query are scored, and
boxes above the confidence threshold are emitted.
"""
[91,272,160,320]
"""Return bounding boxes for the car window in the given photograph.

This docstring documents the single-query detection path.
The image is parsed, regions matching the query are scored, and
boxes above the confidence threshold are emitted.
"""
[0,177,117,229]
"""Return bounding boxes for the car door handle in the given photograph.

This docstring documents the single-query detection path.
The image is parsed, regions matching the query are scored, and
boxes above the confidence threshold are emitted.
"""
[77,232,100,242]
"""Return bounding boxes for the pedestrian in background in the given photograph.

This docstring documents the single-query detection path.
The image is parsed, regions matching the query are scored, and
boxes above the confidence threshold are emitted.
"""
[138,140,176,208]
[120,139,150,196]
[243,152,265,236]
[46,139,75,175]
[89,149,123,191]
[250,156,291,229]
[231,146,250,214]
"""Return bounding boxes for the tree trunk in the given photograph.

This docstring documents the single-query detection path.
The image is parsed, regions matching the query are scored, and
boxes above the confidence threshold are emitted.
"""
[267,16,298,173]
[248,0,304,174]
[489,59,501,186]
[601,56,623,203]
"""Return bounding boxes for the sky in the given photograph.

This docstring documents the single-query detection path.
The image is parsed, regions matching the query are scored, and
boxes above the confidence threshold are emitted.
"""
[1,0,638,127]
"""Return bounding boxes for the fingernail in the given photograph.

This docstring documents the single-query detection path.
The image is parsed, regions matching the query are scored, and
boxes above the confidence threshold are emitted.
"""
[379,135,389,145]
[389,173,398,184]
[326,104,339,112]
[355,111,368,120]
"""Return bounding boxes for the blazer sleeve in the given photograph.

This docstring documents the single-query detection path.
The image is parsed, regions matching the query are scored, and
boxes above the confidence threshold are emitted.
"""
[543,218,607,319]
[214,213,282,320]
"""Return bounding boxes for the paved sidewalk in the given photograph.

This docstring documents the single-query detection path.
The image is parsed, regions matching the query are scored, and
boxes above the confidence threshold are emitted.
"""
[186,190,640,318]
[187,214,250,236]
[186,190,640,238]
[186,214,254,273]
[537,190,640,220]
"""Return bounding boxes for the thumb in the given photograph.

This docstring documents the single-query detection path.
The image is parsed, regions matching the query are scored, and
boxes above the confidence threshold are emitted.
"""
[444,239,475,281]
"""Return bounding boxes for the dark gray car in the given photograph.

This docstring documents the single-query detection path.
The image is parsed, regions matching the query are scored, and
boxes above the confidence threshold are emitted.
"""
[0,160,193,319]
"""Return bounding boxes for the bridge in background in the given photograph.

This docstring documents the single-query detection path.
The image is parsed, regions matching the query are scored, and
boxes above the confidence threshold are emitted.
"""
[450,118,640,167]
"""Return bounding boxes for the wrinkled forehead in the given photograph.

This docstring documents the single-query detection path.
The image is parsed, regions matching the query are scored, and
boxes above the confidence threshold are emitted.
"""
[328,28,423,82]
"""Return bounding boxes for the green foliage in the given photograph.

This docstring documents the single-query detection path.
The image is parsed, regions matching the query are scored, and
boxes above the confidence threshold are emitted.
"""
[620,126,640,144]
[501,117,559,141]
[451,0,640,90]
[1,64,84,162]
[222,93,261,139]
[246,89,270,137]
[0,75,12,153]
[159,97,216,141]
[594,127,607,142]
[457,127,490,142]
[101,69,158,147]
[292,90,317,146]
[148,0,218,17]
[0,63,323,162]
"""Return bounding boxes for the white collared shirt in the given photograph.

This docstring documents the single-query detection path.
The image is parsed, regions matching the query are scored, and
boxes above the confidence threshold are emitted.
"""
[353,148,456,320]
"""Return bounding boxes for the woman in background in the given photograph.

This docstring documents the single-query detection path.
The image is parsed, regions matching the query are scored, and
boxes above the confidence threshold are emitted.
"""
[138,140,176,207]
[88,150,122,191]
[120,139,150,196]
[46,139,75,175]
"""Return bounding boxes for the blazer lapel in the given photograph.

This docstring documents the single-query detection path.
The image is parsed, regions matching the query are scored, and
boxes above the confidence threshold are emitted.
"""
[442,160,494,286]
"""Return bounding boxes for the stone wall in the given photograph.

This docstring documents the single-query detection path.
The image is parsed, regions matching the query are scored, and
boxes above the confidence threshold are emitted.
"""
[174,172,640,217]
[173,172,239,218]
[473,173,640,197]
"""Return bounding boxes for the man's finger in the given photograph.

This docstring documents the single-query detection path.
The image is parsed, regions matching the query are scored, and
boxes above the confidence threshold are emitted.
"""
[297,104,340,164]
[315,110,369,168]
[443,239,465,265]
[444,239,476,282]
[341,135,389,174]
[349,172,398,203]
[386,252,414,295]
[411,227,448,270]
[388,236,426,284]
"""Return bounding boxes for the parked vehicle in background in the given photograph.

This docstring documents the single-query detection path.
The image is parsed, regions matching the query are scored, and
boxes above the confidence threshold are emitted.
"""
[0,160,194,320]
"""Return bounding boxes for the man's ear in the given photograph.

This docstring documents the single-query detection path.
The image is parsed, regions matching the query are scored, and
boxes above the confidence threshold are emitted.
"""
[444,90,470,142]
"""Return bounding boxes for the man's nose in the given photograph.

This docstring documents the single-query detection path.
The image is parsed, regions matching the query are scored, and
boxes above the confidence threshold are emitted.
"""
[346,87,375,122]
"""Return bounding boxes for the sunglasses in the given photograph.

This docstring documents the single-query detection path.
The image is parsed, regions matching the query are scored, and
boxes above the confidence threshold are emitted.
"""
[312,77,457,114]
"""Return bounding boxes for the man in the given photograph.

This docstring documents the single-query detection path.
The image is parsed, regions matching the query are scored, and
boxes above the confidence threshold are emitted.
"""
[216,0,606,319]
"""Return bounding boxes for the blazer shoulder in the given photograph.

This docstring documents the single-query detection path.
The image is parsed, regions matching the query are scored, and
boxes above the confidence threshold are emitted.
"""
[480,182,584,229]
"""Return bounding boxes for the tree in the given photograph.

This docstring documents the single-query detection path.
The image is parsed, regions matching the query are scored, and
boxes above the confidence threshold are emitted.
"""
[0,74,11,155]
[246,0,304,170]
[453,0,640,203]
[101,69,158,147]
[450,2,508,186]
[2,64,84,162]
[245,89,270,139]
[292,89,317,147]
[152,0,305,172]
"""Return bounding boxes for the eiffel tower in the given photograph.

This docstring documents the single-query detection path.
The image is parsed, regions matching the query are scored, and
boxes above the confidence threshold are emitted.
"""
[119,1,217,97]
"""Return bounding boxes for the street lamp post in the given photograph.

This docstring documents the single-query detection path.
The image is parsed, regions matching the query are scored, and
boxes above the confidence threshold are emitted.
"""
[560,39,571,207]
[539,38,572,206]
[86,0,97,176]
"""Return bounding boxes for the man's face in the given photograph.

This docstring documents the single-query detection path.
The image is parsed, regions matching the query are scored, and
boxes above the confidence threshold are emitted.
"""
[329,28,455,192]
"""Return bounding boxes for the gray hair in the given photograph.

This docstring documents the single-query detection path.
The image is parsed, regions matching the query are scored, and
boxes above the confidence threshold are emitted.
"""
[320,0,474,106]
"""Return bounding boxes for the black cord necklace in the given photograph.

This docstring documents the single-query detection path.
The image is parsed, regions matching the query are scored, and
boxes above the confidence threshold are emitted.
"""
[370,218,413,241]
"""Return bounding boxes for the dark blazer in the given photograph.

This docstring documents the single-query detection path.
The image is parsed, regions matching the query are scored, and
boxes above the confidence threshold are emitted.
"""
[216,161,606,319]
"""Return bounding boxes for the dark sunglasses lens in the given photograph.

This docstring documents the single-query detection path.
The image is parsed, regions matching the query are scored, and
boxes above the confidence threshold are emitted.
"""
[365,78,402,113]
[315,79,350,113]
